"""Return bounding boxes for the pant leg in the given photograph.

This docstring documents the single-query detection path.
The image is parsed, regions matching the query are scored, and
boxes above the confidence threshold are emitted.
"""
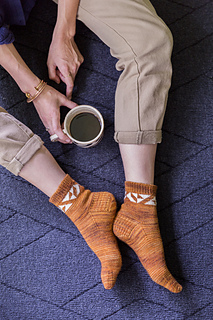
[52,0,173,144]
[0,107,44,175]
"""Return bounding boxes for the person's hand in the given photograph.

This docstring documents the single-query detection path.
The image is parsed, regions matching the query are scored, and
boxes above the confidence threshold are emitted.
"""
[47,34,84,100]
[33,85,77,144]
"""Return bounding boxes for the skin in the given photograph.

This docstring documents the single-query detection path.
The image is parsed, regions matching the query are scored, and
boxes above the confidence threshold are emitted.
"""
[0,43,77,144]
[1,0,157,192]
[119,144,157,185]
[47,0,157,186]
[19,143,157,197]
[14,0,175,294]
[0,0,82,144]
[19,145,66,197]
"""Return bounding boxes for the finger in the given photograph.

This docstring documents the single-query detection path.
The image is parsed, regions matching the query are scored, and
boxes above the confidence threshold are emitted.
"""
[51,113,72,144]
[66,74,74,100]
[56,69,62,82]
[58,70,74,100]
[48,63,60,84]
[45,127,71,144]
[53,127,71,144]
[43,123,56,140]
[64,75,74,100]
[54,137,72,144]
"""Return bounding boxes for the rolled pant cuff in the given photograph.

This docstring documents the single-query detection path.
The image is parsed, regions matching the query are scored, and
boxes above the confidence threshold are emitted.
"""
[6,135,44,176]
[114,130,162,144]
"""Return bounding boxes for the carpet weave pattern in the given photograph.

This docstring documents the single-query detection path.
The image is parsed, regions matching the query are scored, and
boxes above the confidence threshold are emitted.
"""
[0,0,212,319]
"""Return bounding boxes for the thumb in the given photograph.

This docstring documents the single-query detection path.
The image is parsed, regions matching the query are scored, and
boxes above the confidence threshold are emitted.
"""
[61,96,78,110]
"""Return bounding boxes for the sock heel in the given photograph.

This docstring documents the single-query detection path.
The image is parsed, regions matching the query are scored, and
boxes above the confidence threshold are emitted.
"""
[90,192,117,213]
[113,214,138,242]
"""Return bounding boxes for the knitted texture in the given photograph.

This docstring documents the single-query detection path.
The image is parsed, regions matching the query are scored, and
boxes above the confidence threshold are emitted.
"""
[113,181,182,293]
[49,175,122,289]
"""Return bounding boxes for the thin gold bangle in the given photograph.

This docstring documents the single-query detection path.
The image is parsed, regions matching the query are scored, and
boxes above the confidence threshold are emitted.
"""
[25,80,47,103]
[25,80,44,99]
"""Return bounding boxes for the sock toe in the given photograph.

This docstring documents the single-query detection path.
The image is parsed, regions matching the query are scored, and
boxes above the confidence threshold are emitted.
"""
[152,268,182,293]
[101,268,121,290]
[101,271,116,290]
[165,278,182,293]
[101,256,122,289]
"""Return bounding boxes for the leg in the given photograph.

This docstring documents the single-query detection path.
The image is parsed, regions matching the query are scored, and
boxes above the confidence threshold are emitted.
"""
[119,144,157,184]
[76,0,182,292]
[19,145,66,197]
[78,0,173,144]
[115,143,183,293]
[0,107,43,176]
[0,107,121,289]
[20,146,122,289]
[113,179,183,293]
[20,145,122,289]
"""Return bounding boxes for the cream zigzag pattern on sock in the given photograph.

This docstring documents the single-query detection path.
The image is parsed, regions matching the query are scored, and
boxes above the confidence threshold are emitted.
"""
[58,184,81,213]
[125,192,157,205]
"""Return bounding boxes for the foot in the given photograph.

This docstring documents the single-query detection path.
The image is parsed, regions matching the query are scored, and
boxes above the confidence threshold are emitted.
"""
[113,181,182,293]
[50,175,122,289]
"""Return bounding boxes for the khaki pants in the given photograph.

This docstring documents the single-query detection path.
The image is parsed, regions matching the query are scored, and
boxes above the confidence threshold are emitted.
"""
[0,107,43,175]
[0,0,173,175]
[54,0,173,143]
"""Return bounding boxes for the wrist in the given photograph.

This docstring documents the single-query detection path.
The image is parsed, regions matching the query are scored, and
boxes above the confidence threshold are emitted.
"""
[53,21,76,40]
[25,80,47,103]
[20,75,42,96]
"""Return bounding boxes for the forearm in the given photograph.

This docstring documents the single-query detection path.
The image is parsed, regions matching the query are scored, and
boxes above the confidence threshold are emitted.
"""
[0,43,40,96]
[0,42,77,144]
[54,0,80,38]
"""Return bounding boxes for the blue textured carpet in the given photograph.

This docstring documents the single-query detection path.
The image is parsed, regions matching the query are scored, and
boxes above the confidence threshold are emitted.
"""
[0,0,212,319]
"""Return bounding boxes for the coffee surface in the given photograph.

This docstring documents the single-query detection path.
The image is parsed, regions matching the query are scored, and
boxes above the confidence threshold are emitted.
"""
[70,112,101,142]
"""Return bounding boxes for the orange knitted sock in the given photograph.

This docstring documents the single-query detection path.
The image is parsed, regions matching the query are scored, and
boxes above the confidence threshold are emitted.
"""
[113,181,182,293]
[49,174,122,289]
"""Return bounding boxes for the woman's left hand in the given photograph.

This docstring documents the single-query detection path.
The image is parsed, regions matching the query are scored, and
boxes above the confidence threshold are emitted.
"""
[47,32,84,100]
[33,84,77,144]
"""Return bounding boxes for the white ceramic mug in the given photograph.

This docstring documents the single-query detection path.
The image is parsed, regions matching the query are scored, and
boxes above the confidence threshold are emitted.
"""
[50,105,104,148]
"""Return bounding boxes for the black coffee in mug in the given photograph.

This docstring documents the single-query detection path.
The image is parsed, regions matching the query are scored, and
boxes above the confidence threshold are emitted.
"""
[69,112,101,142]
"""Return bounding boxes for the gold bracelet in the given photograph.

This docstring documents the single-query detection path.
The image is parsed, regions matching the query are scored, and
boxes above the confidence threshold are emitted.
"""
[25,80,44,100]
[25,80,47,103]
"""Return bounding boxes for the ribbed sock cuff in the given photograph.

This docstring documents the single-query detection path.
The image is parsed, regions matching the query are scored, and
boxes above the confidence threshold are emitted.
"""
[125,181,157,196]
[49,174,84,206]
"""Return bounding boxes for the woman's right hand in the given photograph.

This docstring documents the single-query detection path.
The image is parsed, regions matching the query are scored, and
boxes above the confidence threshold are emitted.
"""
[47,0,82,100]
[33,84,77,144]
[47,34,84,100]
